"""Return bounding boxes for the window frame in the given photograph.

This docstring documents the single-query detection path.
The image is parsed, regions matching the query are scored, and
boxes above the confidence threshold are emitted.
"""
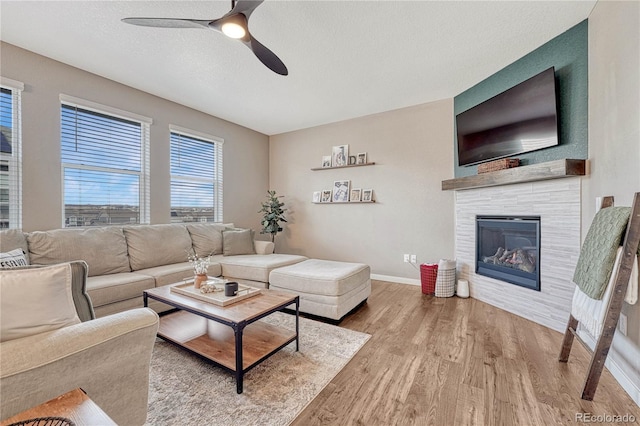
[59,94,152,227]
[169,124,224,223]
[0,77,24,229]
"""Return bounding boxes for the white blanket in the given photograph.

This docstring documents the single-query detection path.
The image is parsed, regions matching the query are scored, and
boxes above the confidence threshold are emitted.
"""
[571,248,638,337]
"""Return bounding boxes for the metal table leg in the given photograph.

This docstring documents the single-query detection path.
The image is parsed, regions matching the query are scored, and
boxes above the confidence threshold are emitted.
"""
[234,321,246,394]
[295,297,300,352]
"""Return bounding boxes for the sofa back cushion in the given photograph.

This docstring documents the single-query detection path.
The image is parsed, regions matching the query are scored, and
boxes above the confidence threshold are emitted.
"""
[186,222,234,257]
[27,227,131,277]
[0,229,30,264]
[124,224,193,270]
[0,263,81,342]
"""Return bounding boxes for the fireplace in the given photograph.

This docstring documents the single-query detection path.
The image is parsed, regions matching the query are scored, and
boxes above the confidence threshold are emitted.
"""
[476,216,541,291]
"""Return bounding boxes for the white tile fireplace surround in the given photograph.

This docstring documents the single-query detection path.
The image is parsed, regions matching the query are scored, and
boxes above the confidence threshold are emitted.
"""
[455,178,581,332]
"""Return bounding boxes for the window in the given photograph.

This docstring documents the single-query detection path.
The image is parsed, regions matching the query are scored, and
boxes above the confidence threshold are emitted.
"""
[60,95,151,227]
[0,78,23,229]
[170,126,223,223]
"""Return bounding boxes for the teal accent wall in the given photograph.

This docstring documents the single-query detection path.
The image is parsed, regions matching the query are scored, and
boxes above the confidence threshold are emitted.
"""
[454,20,588,177]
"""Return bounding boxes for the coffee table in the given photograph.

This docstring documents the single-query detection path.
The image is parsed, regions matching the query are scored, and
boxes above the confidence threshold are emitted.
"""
[144,285,299,394]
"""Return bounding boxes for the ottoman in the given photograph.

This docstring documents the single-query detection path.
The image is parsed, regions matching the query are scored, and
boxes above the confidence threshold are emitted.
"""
[268,259,371,321]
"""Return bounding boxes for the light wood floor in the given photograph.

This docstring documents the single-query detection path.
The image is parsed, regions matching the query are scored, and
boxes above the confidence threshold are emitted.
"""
[292,280,640,425]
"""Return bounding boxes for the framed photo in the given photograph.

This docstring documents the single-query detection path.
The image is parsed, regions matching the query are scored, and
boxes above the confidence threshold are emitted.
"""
[332,180,350,202]
[362,189,373,202]
[331,145,349,167]
[356,152,367,165]
[312,191,321,203]
[321,155,332,168]
[350,188,361,202]
[321,189,332,203]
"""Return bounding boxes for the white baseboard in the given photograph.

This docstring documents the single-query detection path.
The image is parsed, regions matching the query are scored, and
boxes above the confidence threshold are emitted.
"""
[577,329,640,407]
[371,274,421,286]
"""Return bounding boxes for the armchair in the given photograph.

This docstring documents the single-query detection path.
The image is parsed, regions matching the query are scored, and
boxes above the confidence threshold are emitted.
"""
[0,261,159,425]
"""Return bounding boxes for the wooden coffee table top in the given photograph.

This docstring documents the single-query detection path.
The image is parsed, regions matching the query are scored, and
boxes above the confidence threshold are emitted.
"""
[0,388,116,426]
[145,285,297,324]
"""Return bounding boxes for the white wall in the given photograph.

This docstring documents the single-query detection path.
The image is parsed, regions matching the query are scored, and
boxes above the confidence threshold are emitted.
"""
[584,0,640,403]
[269,100,455,280]
[1,42,270,232]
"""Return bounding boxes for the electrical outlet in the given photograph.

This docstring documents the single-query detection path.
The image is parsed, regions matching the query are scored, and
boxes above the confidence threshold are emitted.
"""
[619,313,627,336]
[410,254,417,264]
[403,254,410,263]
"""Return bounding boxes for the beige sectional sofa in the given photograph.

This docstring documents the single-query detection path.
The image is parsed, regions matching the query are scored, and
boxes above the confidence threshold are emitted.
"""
[1,223,307,317]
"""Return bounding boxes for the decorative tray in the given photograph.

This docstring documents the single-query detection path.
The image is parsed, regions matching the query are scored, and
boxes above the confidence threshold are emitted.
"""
[170,280,261,307]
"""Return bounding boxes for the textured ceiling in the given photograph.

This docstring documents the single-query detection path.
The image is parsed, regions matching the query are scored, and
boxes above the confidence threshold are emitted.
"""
[0,0,596,135]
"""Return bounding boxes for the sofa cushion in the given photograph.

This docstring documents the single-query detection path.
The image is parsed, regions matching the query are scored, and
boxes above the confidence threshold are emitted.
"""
[219,254,307,283]
[135,261,222,288]
[0,263,81,342]
[0,229,30,264]
[268,259,371,296]
[27,227,131,277]
[271,280,371,320]
[222,228,256,256]
[86,272,155,307]
[124,224,192,271]
[0,249,29,269]
[186,222,234,257]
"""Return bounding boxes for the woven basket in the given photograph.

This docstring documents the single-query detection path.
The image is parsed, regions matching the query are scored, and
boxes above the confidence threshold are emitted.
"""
[435,259,456,298]
[420,263,438,295]
[478,158,520,174]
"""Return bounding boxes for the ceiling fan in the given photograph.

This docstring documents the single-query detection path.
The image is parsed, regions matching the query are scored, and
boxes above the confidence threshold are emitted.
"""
[122,0,288,75]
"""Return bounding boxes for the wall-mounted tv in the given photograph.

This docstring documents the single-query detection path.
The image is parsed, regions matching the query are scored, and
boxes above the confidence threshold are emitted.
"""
[457,67,559,167]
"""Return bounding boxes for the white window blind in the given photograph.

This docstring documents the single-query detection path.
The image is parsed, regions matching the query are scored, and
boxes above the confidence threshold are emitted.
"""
[61,99,150,227]
[0,79,23,229]
[170,126,223,223]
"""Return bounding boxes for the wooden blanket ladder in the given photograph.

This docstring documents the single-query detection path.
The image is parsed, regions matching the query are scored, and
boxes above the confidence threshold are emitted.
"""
[558,192,640,400]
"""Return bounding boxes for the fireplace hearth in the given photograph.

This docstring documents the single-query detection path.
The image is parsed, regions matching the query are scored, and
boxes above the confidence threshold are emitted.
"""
[476,216,541,291]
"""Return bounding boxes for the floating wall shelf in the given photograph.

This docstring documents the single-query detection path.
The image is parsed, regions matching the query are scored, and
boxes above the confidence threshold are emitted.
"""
[441,159,587,191]
[311,162,376,171]
[312,201,375,204]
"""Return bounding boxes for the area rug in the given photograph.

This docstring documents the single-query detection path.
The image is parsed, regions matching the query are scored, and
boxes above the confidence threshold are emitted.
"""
[146,312,371,425]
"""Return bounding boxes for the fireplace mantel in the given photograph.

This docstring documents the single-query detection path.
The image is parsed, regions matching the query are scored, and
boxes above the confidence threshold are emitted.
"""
[442,159,586,191]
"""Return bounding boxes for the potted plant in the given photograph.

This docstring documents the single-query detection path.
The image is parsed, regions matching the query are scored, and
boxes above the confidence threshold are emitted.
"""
[259,190,287,243]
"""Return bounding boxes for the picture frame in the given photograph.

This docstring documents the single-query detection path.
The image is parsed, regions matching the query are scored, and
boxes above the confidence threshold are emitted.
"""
[357,152,367,165]
[350,188,361,202]
[321,155,332,168]
[312,191,321,203]
[331,144,349,167]
[321,189,332,203]
[362,189,373,202]
[332,180,350,203]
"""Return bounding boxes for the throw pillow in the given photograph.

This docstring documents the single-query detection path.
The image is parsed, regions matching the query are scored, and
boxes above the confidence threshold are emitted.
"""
[222,228,256,256]
[0,263,81,342]
[0,248,29,269]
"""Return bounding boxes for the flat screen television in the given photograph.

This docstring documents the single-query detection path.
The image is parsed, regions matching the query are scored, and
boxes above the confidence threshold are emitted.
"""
[457,67,559,167]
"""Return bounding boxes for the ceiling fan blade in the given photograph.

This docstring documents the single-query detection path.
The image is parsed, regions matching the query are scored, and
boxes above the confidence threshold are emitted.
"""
[246,35,288,76]
[121,17,212,29]
[228,0,264,19]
